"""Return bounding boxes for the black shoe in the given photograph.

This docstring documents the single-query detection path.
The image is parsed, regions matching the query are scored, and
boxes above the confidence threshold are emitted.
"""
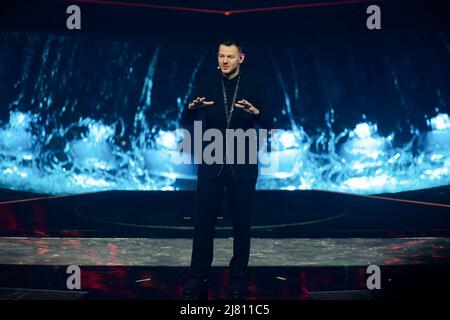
[182,278,208,300]
[228,277,247,300]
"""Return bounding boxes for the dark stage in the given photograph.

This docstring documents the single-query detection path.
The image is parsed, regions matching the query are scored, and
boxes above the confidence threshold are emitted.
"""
[0,187,449,300]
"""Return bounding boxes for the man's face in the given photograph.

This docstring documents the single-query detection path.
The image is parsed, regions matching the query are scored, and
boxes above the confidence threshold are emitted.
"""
[218,45,245,75]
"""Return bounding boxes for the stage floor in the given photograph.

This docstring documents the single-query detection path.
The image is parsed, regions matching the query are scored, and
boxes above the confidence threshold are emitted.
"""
[1,187,449,299]
[1,236,449,266]
[1,187,450,238]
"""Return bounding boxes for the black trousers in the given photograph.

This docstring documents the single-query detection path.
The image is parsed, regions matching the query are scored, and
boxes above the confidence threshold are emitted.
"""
[190,165,257,280]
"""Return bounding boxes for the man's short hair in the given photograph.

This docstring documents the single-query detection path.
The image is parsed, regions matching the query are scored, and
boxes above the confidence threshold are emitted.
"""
[219,40,244,54]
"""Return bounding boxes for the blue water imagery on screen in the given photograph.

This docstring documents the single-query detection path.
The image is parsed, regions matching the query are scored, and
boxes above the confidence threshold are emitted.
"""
[0,31,449,195]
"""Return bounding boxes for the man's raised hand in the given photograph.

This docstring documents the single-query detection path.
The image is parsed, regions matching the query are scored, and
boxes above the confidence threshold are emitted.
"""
[235,99,260,115]
[188,97,215,110]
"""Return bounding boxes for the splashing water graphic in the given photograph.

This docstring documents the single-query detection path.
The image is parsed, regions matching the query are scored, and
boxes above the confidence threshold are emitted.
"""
[0,109,449,195]
[0,32,449,195]
[257,113,450,194]
[0,111,177,193]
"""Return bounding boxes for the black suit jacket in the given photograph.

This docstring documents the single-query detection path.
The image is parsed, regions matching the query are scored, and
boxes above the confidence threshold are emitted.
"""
[181,68,274,181]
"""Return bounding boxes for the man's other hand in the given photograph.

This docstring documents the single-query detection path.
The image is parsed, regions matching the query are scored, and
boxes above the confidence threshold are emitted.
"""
[235,99,260,115]
[188,97,215,110]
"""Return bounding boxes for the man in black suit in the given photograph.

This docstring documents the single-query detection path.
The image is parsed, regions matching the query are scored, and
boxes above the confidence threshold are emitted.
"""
[181,40,273,300]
